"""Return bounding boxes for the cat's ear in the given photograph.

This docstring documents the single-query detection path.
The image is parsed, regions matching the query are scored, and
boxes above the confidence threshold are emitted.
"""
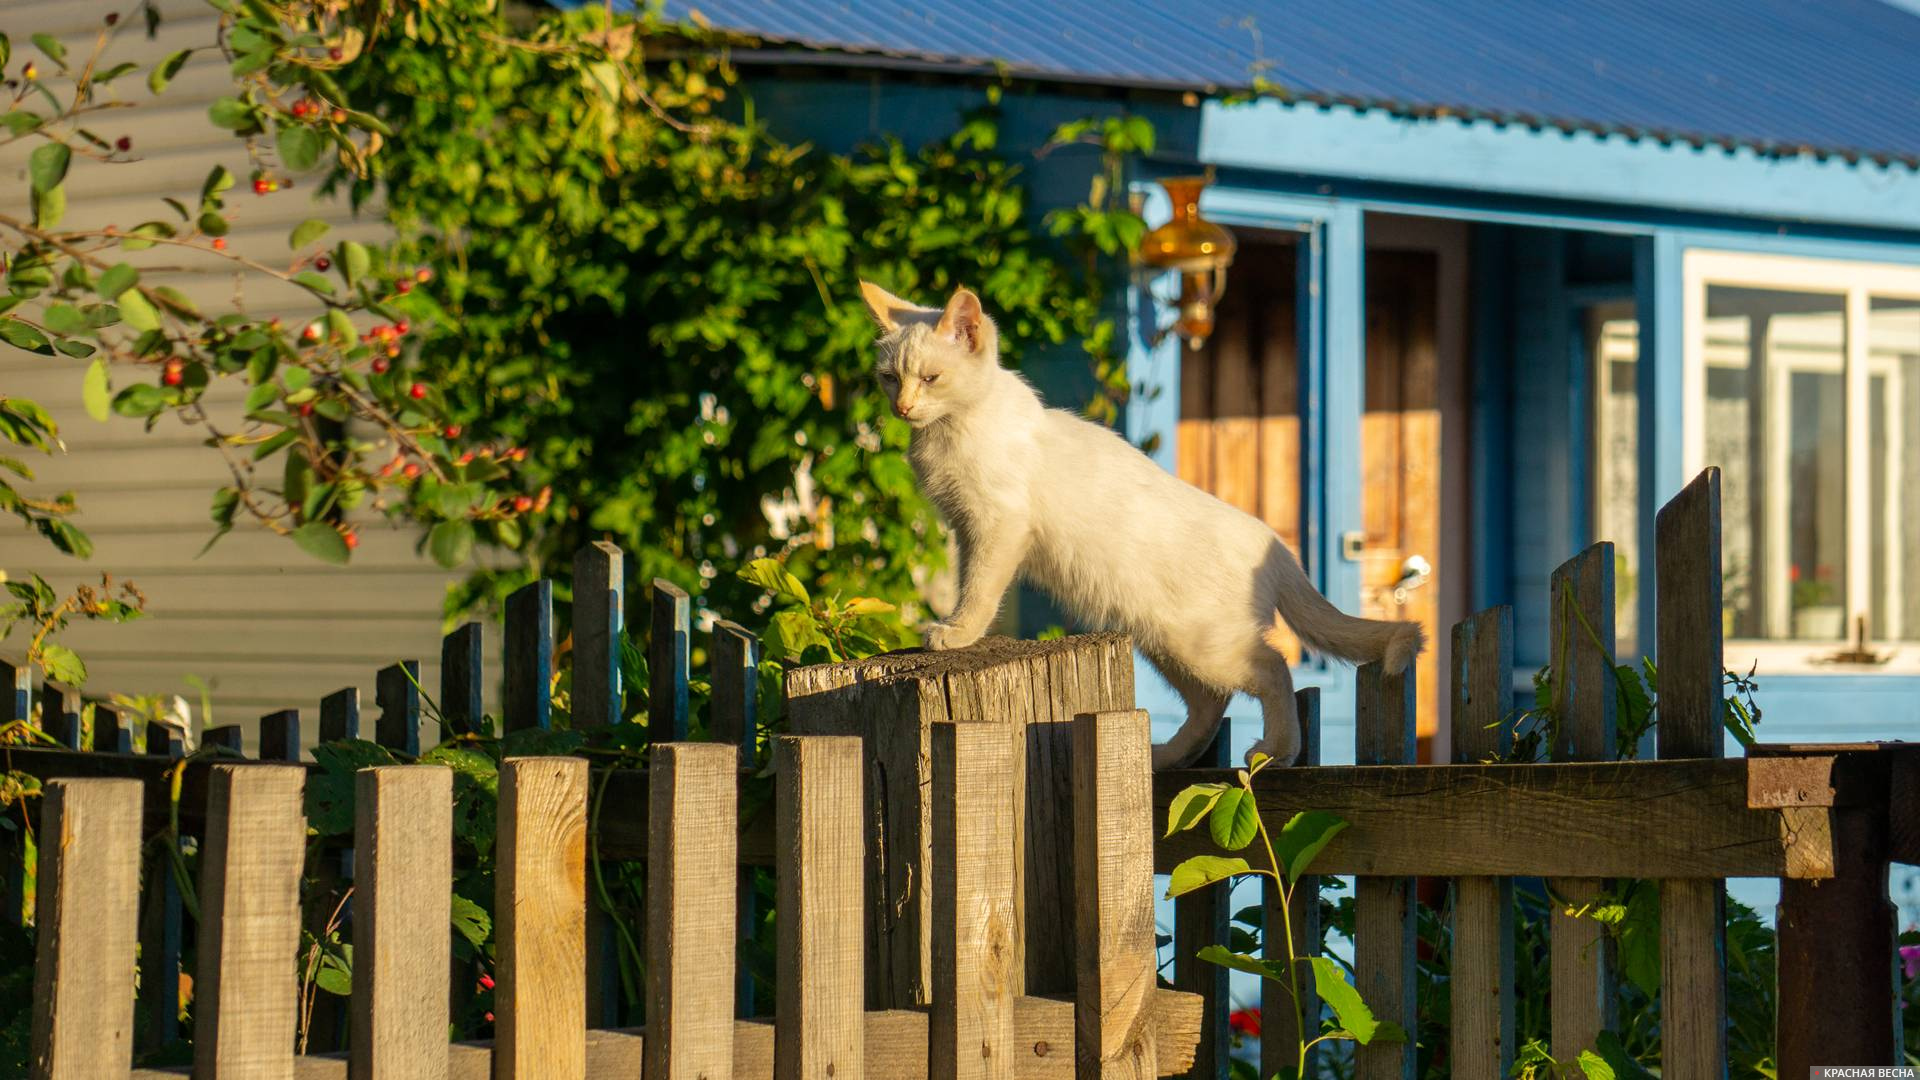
[859,280,917,331]
[936,287,988,354]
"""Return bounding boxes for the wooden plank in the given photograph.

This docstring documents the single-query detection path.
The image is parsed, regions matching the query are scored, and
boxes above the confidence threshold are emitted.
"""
[1172,725,1230,1080]
[0,660,27,927]
[645,744,737,1080]
[711,619,761,1018]
[204,724,245,754]
[1353,661,1416,1080]
[259,710,300,762]
[504,581,553,733]
[43,682,82,749]
[1262,689,1322,1080]
[139,727,185,1053]
[195,765,307,1080]
[94,702,133,754]
[1448,607,1515,1079]
[352,767,454,1080]
[441,623,484,736]
[1072,709,1157,1079]
[1547,544,1617,1059]
[1655,467,1730,1079]
[496,757,589,1080]
[649,580,690,741]
[0,659,28,725]
[572,543,623,729]
[774,736,864,1080]
[130,989,1206,1080]
[30,778,143,1080]
[319,688,359,742]
[376,662,421,755]
[931,721,1018,1080]
[145,722,183,758]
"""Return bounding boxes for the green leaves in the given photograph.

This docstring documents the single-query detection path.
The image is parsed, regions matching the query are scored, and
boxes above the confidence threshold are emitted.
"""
[1165,855,1250,899]
[82,360,111,422]
[111,384,166,418]
[277,124,322,171]
[0,319,53,356]
[207,96,258,132]
[96,263,139,301]
[28,142,70,194]
[1272,810,1348,885]
[737,557,809,605]
[116,289,160,333]
[1195,944,1287,982]
[1208,787,1260,851]
[1165,781,1229,837]
[38,643,84,686]
[30,33,67,70]
[290,218,331,249]
[292,521,350,565]
[149,48,191,94]
[1310,956,1406,1046]
[450,894,491,950]
[428,520,474,568]
[339,240,371,287]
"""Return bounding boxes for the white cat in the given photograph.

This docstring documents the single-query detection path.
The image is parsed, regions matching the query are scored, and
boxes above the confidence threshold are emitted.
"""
[861,281,1424,769]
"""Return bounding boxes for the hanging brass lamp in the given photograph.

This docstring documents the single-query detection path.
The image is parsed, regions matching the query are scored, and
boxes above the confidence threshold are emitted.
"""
[1137,174,1237,349]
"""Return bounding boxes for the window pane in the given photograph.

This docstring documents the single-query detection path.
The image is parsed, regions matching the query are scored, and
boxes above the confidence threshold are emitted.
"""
[1589,309,1639,656]
[1869,296,1920,641]
[1704,286,1849,641]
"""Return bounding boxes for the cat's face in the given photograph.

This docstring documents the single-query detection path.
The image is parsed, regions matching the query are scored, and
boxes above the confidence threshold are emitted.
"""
[859,282,997,429]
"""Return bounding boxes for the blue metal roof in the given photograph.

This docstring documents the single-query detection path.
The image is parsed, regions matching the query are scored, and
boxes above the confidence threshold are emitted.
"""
[659,0,1920,167]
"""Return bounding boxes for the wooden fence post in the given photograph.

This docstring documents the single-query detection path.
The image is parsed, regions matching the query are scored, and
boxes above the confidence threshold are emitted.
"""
[1072,709,1157,1079]
[573,543,624,730]
[442,623,485,736]
[95,701,132,753]
[194,765,307,1080]
[931,720,1018,1080]
[1547,543,1619,1058]
[1262,688,1323,1080]
[139,726,185,1052]
[712,618,760,1017]
[204,725,245,754]
[497,757,589,1080]
[321,688,360,742]
[649,580,690,741]
[1355,660,1417,1080]
[504,581,554,733]
[42,682,81,749]
[645,743,737,1080]
[144,721,182,758]
[352,766,454,1080]
[774,736,864,1080]
[1173,723,1231,1080]
[1449,606,1516,1078]
[29,778,142,1080]
[259,710,300,763]
[1655,469,1730,1077]
[377,662,422,755]
[0,660,25,927]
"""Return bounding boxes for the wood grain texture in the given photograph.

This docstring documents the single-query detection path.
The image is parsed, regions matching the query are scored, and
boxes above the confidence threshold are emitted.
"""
[42,682,82,749]
[1172,727,1230,1080]
[30,779,142,1080]
[645,744,737,1080]
[649,580,690,741]
[496,757,588,1080]
[709,624,759,1020]
[259,710,300,762]
[1547,545,1618,1059]
[1353,662,1415,1080]
[376,662,422,755]
[775,736,864,1080]
[1262,689,1322,1080]
[441,623,484,736]
[320,688,360,742]
[1656,468,1729,1078]
[130,990,1205,1080]
[352,767,454,1080]
[1072,710,1158,1080]
[503,581,553,733]
[785,635,1132,1009]
[572,543,623,730]
[1448,607,1515,1078]
[195,765,308,1080]
[94,702,132,753]
[1151,758,1820,879]
[931,721,1018,1080]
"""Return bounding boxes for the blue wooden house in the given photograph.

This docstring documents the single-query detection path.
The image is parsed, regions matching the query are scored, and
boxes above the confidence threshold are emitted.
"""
[664,0,1920,759]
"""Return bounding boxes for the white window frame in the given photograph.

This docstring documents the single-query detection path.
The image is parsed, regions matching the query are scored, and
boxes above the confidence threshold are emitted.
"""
[1682,248,1919,675]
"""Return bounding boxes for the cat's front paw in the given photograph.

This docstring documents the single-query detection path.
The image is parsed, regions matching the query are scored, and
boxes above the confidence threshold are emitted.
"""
[922,622,982,651]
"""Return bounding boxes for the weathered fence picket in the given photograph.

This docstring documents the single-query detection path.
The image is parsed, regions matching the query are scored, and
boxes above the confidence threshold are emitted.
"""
[1354,660,1417,1080]
[930,720,1017,1080]
[352,766,454,1079]
[1449,605,1517,1078]
[645,743,737,1080]
[376,661,422,755]
[30,778,142,1080]
[1073,709,1158,1079]
[441,622,485,736]
[259,709,300,763]
[649,579,691,741]
[497,756,589,1080]
[774,735,864,1080]
[504,580,554,734]
[1172,725,1231,1080]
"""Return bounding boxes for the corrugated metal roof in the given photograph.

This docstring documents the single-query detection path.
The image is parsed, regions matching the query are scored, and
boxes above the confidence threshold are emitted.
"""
[658,0,1920,167]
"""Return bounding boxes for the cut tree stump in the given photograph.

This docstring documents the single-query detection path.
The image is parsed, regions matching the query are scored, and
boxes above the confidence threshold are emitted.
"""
[785,634,1134,1009]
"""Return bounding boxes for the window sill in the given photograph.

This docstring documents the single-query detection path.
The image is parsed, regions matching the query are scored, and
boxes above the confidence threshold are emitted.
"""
[1726,641,1920,677]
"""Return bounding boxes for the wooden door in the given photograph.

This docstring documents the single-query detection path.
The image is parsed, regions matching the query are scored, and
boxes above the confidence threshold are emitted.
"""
[1360,251,1443,755]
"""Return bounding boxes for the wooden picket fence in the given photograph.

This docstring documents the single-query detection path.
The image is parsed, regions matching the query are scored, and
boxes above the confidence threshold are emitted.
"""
[5,465,1914,1078]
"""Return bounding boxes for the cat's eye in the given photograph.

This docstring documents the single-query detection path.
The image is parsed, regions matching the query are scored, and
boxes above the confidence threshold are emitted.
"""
[921,374,940,385]
[879,371,897,384]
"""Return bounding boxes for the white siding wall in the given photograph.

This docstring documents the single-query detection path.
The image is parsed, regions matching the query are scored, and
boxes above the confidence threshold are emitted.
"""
[1,0,477,748]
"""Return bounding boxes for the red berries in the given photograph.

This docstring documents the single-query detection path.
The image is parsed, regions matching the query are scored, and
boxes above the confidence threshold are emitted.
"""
[104,12,118,24]
[331,108,347,124]
[298,402,315,417]
[395,279,412,295]
[291,101,310,119]
[415,267,433,284]
[211,237,227,251]
[328,46,344,61]
[342,529,359,550]
[253,178,270,195]
[408,383,427,400]
[115,136,131,152]
[371,357,390,374]
[512,495,533,513]
[314,255,331,271]
[302,322,322,342]
[395,321,410,335]
[161,359,184,387]
[444,424,461,438]
[403,463,422,479]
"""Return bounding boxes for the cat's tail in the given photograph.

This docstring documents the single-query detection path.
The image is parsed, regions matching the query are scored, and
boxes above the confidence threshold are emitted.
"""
[1270,555,1426,675]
